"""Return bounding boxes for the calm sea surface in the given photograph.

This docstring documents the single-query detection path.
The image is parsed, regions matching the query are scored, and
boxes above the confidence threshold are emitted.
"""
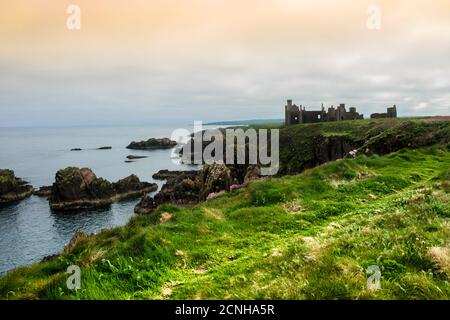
[0,125,200,274]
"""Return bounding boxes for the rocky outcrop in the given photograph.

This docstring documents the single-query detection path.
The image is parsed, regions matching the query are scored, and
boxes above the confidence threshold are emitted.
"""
[135,163,261,213]
[134,120,450,213]
[112,174,157,200]
[153,174,202,205]
[178,129,226,163]
[152,169,198,180]
[0,169,34,204]
[49,167,157,211]
[244,164,262,184]
[198,164,232,200]
[314,135,356,164]
[64,230,89,253]
[134,195,156,214]
[97,146,112,150]
[126,155,147,160]
[127,138,177,150]
[33,186,52,198]
[135,170,203,212]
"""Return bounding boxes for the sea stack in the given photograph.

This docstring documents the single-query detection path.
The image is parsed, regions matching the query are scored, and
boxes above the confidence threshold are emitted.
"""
[126,138,177,150]
[49,167,158,211]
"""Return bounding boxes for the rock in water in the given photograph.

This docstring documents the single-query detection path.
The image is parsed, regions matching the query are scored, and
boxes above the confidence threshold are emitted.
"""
[134,195,156,214]
[152,169,198,180]
[49,167,157,211]
[113,174,157,198]
[33,186,52,198]
[126,155,148,160]
[126,138,177,150]
[97,146,112,150]
[0,169,34,204]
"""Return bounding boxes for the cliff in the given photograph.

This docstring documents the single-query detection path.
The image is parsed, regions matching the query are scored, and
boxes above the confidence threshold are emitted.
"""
[1,118,449,300]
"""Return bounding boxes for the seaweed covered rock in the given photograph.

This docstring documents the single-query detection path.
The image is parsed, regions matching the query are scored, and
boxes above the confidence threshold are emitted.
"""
[0,169,34,204]
[127,138,177,150]
[49,167,157,211]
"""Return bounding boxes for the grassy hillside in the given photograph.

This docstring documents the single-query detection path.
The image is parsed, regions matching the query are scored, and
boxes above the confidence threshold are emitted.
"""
[275,118,450,175]
[1,143,449,299]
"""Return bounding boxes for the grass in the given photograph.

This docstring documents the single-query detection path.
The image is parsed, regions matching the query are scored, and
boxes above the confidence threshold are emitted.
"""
[276,118,450,174]
[1,143,449,300]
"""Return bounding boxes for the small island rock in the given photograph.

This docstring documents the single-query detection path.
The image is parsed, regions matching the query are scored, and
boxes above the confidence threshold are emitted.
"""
[126,138,177,150]
[49,167,157,211]
[0,169,34,204]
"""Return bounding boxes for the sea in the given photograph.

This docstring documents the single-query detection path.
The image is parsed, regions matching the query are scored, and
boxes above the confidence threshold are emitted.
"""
[0,125,202,274]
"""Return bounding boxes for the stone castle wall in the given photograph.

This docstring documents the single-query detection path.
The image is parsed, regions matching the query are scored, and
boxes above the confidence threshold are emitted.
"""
[285,100,397,125]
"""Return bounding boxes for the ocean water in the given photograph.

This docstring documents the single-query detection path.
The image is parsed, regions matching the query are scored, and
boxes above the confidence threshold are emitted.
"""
[0,125,199,274]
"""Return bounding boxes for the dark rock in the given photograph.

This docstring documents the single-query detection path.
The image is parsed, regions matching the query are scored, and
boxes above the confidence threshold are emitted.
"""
[314,135,355,164]
[152,169,198,181]
[0,169,34,204]
[198,164,232,200]
[244,164,261,184]
[97,146,112,150]
[34,186,52,198]
[137,169,202,212]
[126,155,148,160]
[144,163,253,211]
[41,253,60,263]
[134,195,156,214]
[153,175,201,205]
[113,174,157,197]
[127,138,177,150]
[70,148,82,151]
[49,167,157,211]
[125,160,135,163]
[64,230,89,253]
[178,129,226,163]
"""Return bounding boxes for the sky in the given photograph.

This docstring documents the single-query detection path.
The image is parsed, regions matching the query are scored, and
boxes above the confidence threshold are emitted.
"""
[1,0,450,127]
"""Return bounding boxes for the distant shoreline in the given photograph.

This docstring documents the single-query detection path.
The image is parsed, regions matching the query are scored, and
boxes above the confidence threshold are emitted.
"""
[205,119,284,126]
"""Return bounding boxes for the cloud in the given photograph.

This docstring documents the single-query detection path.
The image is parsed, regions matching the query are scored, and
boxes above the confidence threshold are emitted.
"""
[0,0,449,126]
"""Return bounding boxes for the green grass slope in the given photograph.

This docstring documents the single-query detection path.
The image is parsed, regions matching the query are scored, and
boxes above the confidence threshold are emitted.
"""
[275,118,450,175]
[1,144,449,300]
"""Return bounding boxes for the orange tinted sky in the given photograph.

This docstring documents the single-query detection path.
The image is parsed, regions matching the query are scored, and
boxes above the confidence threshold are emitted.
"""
[1,0,450,126]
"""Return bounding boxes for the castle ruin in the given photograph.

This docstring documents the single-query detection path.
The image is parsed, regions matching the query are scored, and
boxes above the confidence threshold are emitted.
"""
[370,105,397,119]
[284,100,397,125]
[285,100,363,125]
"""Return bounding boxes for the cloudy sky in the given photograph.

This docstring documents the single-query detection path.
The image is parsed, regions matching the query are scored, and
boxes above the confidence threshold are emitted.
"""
[1,0,450,127]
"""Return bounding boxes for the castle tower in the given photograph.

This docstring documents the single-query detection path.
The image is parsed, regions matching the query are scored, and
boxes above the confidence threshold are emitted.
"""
[388,105,397,118]
[285,100,292,125]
